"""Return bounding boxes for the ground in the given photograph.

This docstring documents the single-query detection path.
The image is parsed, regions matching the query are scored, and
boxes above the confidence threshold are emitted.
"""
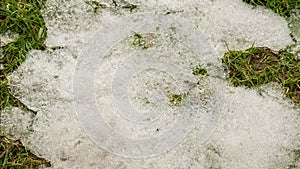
[0,0,300,168]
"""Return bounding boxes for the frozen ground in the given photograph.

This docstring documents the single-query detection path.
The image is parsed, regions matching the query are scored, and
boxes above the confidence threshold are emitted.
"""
[1,0,300,168]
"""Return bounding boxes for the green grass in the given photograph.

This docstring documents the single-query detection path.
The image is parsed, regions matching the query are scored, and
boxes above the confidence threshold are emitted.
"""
[0,132,51,168]
[243,0,300,17]
[192,66,208,76]
[222,46,300,105]
[0,0,50,168]
[0,0,47,112]
[0,80,35,114]
[0,0,47,74]
[169,94,184,106]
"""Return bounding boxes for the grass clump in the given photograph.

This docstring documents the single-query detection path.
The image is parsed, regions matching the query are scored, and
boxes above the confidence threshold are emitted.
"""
[0,0,50,168]
[0,133,51,168]
[0,0,47,74]
[0,80,34,113]
[0,0,47,112]
[222,46,300,105]
[243,0,300,17]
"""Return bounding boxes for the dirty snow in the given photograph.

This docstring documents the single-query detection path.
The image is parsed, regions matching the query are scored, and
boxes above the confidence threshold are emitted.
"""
[1,0,299,168]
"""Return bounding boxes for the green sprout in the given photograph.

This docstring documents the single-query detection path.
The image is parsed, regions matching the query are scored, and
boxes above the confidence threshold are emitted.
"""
[169,94,184,106]
[193,66,208,76]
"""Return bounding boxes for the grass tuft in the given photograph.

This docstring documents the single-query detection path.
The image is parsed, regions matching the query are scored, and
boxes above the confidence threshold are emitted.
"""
[0,132,51,168]
[222,46,300,105]
[0,80,35,114]
[243,0,300,17]
[0,0,47,112]
[169,94,184,106]
[0,0,47,75]
[0,0,50,168]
